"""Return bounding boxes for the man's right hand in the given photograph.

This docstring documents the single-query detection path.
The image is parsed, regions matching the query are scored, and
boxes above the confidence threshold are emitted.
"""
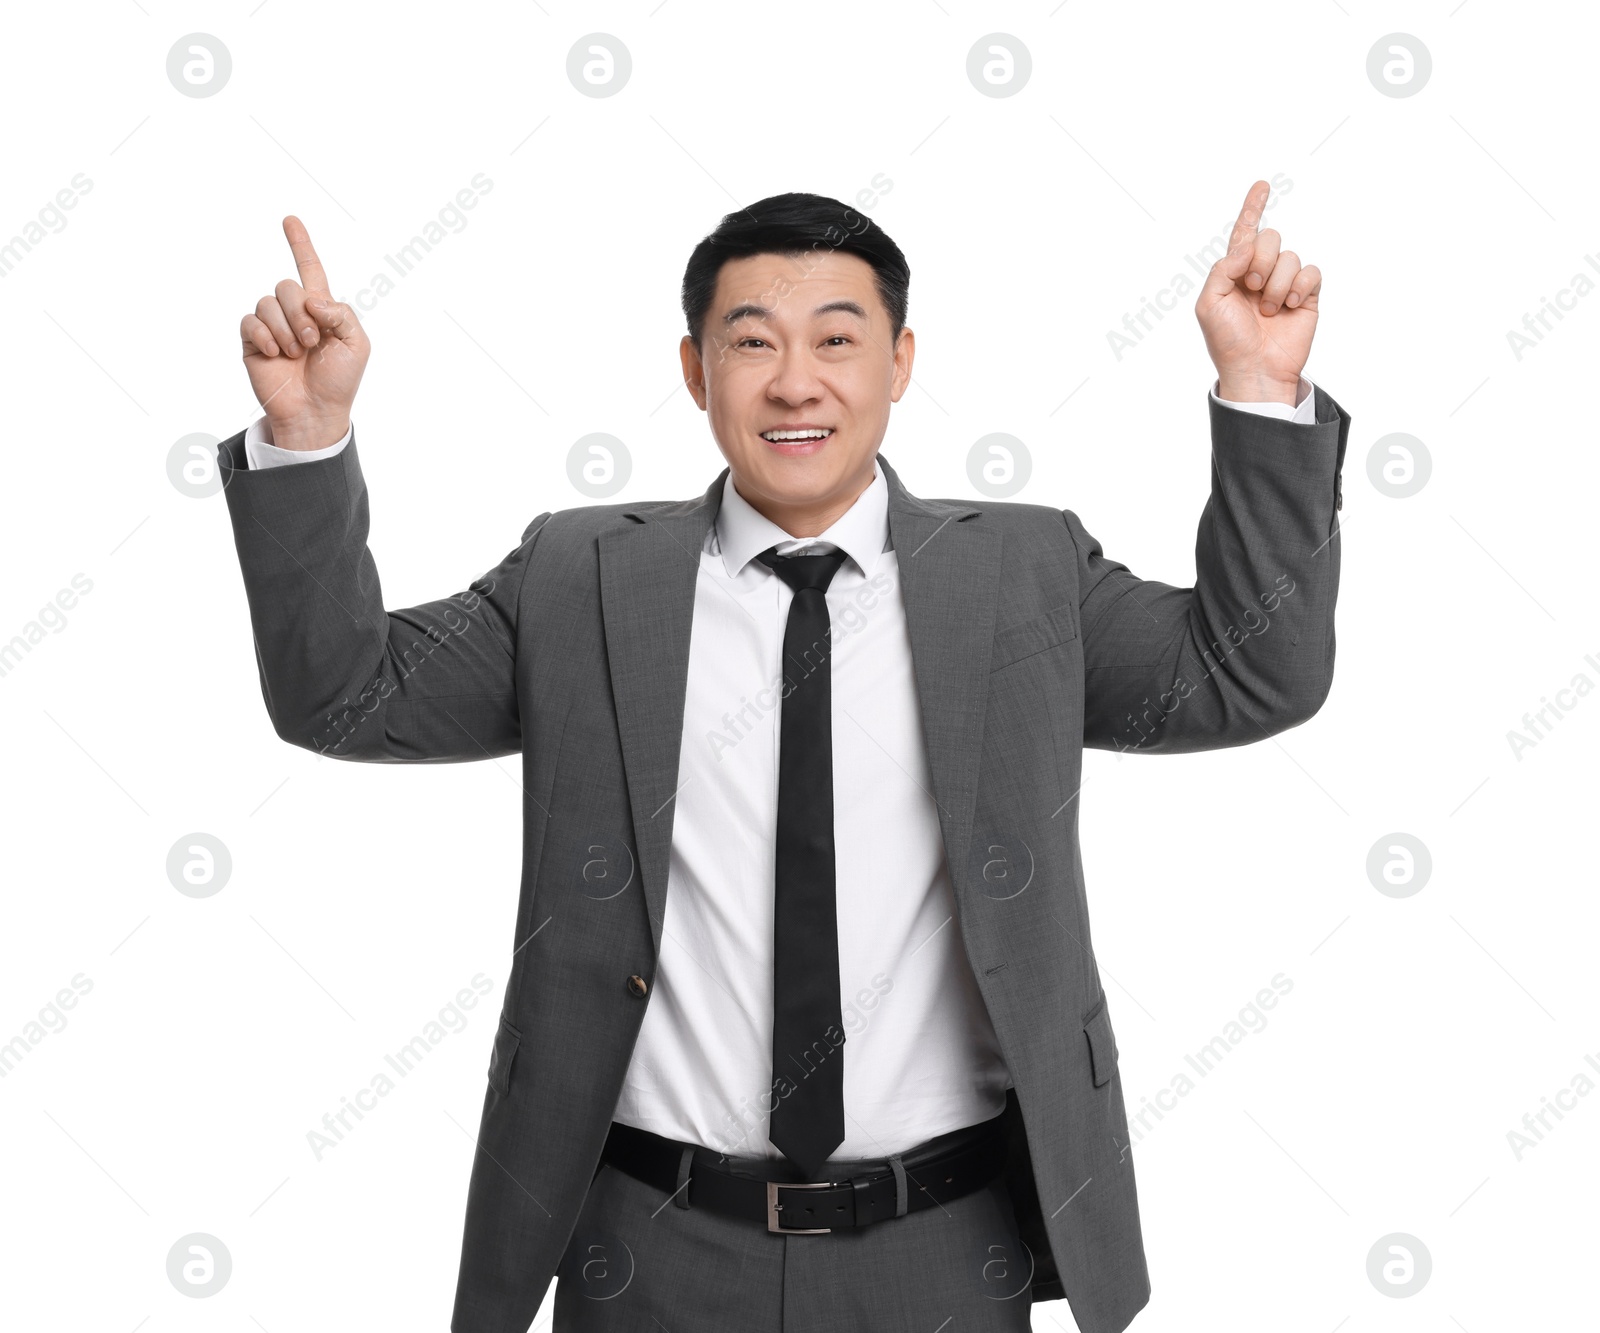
[239,216,370,451]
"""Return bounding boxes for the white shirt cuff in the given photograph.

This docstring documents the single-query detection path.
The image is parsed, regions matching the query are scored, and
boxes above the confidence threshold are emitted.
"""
[1210,375,1317,425]
[243,416,354,470]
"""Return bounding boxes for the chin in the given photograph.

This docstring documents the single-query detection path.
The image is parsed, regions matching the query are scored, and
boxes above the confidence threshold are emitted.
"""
[749,452,849,496]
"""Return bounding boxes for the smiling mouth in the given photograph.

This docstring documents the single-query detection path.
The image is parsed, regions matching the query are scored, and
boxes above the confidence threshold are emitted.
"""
[760,428,834,443]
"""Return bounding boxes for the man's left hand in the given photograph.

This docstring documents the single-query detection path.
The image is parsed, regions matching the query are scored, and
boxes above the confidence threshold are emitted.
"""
[1195,179,1321,405]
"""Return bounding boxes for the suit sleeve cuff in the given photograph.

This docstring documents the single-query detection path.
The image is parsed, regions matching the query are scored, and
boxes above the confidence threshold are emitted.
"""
[243,416,354,470]
[1209,375,1317,425]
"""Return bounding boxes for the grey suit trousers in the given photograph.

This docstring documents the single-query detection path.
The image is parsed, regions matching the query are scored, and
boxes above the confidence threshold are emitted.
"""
[553,1135,1035,1331]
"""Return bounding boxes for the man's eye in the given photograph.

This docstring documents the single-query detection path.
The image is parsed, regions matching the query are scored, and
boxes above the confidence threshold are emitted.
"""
[823,336,850,346]
[738,338,768,348]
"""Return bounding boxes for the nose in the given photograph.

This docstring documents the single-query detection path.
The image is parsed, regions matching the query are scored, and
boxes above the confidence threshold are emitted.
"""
[766,345,825,406]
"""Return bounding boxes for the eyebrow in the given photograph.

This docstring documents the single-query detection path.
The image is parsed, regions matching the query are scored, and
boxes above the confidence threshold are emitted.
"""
[721,299,869,325]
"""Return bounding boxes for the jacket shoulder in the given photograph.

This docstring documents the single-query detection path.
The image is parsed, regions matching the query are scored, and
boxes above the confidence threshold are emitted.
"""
[523,494,709,547]
[923,497,1072,537]
[912,495,1065,520]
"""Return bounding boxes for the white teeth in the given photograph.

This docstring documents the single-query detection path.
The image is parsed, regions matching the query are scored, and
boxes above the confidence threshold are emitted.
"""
[762,429,833,441]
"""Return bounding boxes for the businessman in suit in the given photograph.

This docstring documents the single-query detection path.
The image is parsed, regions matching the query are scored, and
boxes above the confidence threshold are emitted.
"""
[220,181,1347,1332]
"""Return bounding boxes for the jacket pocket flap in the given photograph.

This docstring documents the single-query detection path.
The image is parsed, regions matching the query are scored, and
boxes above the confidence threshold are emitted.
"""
[1082,995,1117,1088]
[991,604,1078,672]
[488,1017,521,1097]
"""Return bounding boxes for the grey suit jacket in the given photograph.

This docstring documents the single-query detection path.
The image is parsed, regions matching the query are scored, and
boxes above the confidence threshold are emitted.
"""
[216,384,1349,1333]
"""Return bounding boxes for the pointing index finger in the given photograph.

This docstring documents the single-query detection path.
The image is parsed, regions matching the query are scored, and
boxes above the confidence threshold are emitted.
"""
[282,215,330,293]
[1228,179,1271,251]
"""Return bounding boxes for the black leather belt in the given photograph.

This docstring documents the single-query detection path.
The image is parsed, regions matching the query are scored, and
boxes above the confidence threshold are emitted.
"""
[599,1111,1010,1234]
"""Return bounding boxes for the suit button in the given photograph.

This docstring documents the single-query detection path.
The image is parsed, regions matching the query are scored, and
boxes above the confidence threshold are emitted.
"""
[626,974,649,998]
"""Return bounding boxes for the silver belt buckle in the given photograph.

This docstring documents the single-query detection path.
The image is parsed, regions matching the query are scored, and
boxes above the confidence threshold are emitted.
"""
[766,1179,834,1234]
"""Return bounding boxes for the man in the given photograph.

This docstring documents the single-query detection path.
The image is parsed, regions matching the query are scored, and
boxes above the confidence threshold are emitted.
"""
[220,181,1347,1332]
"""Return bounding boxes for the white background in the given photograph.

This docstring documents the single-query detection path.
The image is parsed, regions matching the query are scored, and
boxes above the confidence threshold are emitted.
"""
[2,2,1595,1329]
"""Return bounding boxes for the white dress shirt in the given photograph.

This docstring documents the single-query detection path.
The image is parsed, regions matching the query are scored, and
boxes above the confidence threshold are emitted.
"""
[614,463,1020,1160]
[240,375,1318,1160]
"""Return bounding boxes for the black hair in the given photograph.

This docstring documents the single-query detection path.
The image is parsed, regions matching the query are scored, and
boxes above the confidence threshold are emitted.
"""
[680,192,910,351]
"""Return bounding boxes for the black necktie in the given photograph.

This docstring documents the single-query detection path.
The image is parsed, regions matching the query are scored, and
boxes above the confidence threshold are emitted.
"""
[757,544,849,1179]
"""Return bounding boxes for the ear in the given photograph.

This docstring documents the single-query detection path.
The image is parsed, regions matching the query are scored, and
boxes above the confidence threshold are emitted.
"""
[679,334,708,410]
[889,326,915,403]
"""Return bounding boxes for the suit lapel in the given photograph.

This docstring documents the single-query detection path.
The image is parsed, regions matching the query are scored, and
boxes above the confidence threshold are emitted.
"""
[877,453,1003,908]
[599,453,1002,959]
[599,474,724,959]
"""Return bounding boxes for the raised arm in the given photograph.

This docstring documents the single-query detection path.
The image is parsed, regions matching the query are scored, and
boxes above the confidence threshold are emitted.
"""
[1073,386,1348,754]
[222,217,544,761]
[1076,179,1348,753]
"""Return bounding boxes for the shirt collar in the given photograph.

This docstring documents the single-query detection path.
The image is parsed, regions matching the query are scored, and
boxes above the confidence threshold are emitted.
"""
[713,462,891,580]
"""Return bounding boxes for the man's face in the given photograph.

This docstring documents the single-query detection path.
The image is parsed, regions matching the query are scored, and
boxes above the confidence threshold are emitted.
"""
[680,249,914,527]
